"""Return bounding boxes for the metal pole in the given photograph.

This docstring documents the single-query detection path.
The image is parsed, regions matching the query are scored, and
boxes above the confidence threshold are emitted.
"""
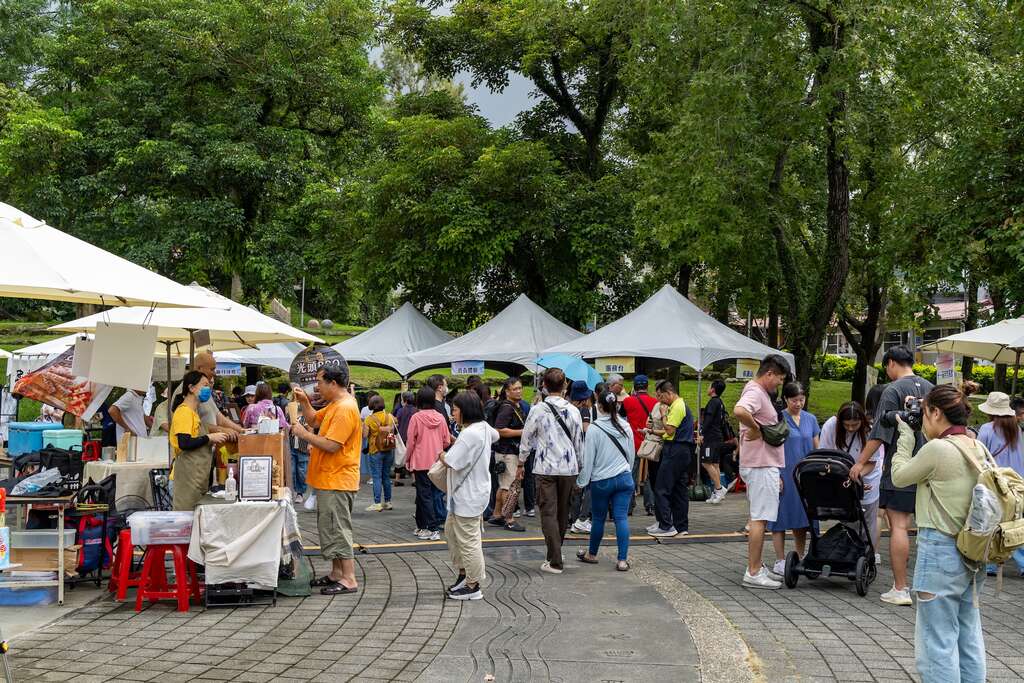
[1013,349,1021,397]
[300,276,306,328]
[166,342,173,469]
[189,330,195,367]
[695,370,703,485]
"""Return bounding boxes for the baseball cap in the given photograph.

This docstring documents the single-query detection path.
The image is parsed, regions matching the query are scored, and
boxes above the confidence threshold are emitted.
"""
[633,374,649,388]
[243,385,257,397]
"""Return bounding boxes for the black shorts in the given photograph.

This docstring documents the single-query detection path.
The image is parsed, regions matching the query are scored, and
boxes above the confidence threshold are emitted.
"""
[699,443,734,464]
[879,487,916,513]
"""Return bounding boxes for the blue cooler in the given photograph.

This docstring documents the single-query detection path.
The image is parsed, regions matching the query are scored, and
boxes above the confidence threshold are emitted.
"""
[7,422,54,456]
[42,429,83,451]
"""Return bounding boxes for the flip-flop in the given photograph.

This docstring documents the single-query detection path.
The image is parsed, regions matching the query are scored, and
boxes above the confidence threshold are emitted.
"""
[321,583,358,595]
[576,550,599,564]
[310,575,339,588]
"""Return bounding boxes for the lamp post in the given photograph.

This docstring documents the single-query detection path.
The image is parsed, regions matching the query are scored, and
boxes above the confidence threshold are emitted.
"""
[293,277,306,327]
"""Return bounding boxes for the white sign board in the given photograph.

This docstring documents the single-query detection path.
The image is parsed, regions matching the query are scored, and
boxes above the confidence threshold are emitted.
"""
[215,362,243,377]
[71,337,94,377]
[89,322,159,391]
[936,352,956,385]
[451,360,484,376]
[152,355,186,382]
[736,359,760,381]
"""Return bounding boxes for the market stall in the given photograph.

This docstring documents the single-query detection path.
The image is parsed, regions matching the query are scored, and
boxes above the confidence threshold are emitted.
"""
[919,318,1024,394]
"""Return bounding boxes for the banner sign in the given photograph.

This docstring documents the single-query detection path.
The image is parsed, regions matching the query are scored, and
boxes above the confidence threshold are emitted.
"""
[736,359,760,381]
[289,345,349,407]
[451,360,484,376]
[936,352,956,385]
[13,347,112,420]
[595,357,635,374]
[215,362,242,377]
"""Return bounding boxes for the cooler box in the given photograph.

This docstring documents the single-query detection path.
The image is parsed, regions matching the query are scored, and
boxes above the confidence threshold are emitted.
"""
[11,529,77,549]
[128,511,194,546]
[7,422,54,456]
[42,429,83,451]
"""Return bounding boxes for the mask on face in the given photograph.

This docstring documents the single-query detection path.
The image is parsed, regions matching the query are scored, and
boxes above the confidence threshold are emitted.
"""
[198,387,213,403]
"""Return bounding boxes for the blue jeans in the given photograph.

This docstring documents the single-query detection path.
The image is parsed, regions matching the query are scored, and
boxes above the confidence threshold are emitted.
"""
[433,486,447,523]
[369,450,395,504]
[912,528,986,683]
[291,449,309,496]
[588,471,634,561]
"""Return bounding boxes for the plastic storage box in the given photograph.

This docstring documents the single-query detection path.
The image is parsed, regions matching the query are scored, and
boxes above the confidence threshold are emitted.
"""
[128,511,194,546]
[41,429,83,451]
[7,422,54,456]
[11,529,77,549]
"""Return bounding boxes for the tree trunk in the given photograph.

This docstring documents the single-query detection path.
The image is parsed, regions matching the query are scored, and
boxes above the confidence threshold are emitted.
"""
[676,263,693,299]
[712,285,731,324]
[839,284,886,405]
[230,272,243,302]
[995,364,1008,392]
[767,299,780,349]
[961,277,979,380]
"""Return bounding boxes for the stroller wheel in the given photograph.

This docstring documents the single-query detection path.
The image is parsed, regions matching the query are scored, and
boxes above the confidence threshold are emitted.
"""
[854,557,868,597]
[784,551,799,589]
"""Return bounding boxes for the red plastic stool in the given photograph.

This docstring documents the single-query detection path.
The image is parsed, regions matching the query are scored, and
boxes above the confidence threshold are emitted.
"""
[108,529,147,601]
[134,543,202,612]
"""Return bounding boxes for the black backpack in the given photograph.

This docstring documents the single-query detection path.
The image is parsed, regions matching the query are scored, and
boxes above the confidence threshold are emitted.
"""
[484,398,500,427]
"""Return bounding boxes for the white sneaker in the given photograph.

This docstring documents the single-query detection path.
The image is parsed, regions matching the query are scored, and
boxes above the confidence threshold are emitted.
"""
[875,553,882,567]
[711,487,727,504]
[293,493,303,504]
[676,530,689,536]
[366,503,383,512]
[772,559,786,576]
[649,526,678,538]
[426,530,441,541]
[571,519,592,534]
[881,587,913,606]
[416,529,438,540]
[646,522,661,533]
[743,568,781,589]
[413,528,423,537]
[766,563,784,581]
[540,561,563,575]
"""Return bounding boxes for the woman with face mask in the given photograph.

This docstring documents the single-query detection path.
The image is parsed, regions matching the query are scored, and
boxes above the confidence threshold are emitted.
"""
[169,370,230,511]
[890,382,989,683]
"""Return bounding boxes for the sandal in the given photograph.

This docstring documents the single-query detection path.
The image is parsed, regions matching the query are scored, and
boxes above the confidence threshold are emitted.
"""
[616,561,630,572]
[576,550,599,564]
[310,575,339,588]
[321,582,358,595]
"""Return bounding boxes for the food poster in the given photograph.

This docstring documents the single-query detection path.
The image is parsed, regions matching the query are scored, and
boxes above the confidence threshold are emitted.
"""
[13,348,112,420]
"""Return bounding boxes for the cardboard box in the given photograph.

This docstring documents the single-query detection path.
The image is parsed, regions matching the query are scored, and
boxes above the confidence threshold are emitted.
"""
[11,545,80,576]
[237,433,291,491]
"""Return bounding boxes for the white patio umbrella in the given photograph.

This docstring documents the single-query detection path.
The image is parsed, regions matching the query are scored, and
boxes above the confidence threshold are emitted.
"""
[0,202,219,308]
[919,318,1024,394]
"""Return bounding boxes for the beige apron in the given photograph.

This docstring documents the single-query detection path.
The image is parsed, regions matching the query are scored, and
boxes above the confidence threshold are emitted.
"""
[172,419,212,511]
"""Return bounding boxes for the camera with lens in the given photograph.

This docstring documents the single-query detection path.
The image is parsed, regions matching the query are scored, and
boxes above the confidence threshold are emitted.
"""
[881,396,924,431]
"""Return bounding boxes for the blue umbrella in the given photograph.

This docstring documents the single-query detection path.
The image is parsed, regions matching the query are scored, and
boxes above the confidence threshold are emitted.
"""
[535,353,605,390]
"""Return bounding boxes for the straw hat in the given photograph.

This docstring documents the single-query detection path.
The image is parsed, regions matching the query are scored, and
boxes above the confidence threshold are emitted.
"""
[979,391,1015,417]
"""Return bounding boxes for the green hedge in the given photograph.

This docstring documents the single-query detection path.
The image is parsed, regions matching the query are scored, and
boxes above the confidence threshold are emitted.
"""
[816,354,1018,393]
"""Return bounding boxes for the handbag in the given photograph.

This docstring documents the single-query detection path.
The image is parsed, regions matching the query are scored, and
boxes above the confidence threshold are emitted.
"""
[393,430,408,468]
[761,419,790,447]
[688,483,712,502]
[427,459,448,493]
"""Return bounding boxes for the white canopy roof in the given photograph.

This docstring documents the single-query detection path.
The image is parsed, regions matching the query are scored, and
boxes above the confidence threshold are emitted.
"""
[215,342,307,372]
[544,284,795,372]
[407,294,581,374]
[0,202,222,308]
[5,333,187,385]
[331,302,452,377]
[50,284,321,349]
[919,318,1024,364]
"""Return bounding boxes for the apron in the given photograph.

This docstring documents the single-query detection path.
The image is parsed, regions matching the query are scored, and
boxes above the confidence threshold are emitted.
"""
[172,419,212,511]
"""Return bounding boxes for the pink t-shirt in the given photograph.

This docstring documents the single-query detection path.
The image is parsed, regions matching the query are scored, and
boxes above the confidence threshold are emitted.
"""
[735,380,785,468]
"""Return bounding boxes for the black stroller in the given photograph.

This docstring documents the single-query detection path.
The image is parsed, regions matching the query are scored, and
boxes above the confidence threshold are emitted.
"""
[782,449,877,596]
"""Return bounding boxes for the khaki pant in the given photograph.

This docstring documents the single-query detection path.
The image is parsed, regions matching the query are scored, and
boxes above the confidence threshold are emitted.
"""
[318,490,356,560]
[536,474,576,570]
[445,514,485,586]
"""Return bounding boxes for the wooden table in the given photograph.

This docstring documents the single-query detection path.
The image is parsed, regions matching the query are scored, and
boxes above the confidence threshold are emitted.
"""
[4,493,76,605]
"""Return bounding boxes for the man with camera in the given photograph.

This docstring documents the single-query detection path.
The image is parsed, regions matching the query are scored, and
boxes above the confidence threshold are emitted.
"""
[850,345,933,606]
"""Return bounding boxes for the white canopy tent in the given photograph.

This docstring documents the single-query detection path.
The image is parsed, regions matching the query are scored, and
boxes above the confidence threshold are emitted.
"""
[919,318,1024,394]
[331,302,453,377]
[50,284,322,350]
[1,202,222,309]
[544,284,794,371]
[406,294,581,375]
[215,342,307,373]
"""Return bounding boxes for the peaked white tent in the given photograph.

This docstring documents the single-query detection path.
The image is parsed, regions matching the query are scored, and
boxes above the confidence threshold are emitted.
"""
[406,294,581,374]
[331,302,452,377]
[544,284,794,371]
[1,202,222,308]
[215,342,307,373]
[919,318,1024,393]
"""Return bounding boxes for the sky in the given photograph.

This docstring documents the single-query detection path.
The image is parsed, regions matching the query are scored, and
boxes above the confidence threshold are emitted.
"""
[459,72,535,127]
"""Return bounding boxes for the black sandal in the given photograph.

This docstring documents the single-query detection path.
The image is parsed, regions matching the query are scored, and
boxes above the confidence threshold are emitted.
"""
[321,583,358,595]
[310,575,339,588]
[576,550,599,564]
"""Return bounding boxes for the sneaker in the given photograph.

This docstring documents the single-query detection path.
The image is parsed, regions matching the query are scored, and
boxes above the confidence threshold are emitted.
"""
[366,503,384,512]
[743,567,781,589]
[382,502,393,511]
[293,493,303,504]
[448,584,483,601]
[448,574,467,593]
[649,526,678,538]
[540,561,563,574]
[426,530,441,541]
[646,522,661,533]
[525,508,536,517]
[504,522,526,532]
[676,530,690,536]
[513,509,522,518]
[413,528,423,537]
[570,519,592,534]
[487,517,505,527]
[710,487,727,504]
[880,587,913,606]
[772,559,786,576]
[875,553,882,567]
[765,563,784,581]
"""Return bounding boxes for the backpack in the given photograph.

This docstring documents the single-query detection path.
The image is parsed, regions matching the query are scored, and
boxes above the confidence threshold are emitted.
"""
[370,414,397,451]
[484,399,500,427]
[949,439,1024,568]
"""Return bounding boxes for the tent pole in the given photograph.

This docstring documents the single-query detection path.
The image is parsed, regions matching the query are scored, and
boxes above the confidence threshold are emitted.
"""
[165,341,173,469]
[695,370,703,486]
[189,330,195,367]
[1013,349,1021,397]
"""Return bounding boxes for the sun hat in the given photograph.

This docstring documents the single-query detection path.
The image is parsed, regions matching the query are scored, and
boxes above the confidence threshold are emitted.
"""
[569,380,593,402]
[979,391,1015,417]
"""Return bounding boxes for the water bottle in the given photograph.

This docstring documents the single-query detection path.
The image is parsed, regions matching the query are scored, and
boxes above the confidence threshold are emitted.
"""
[225,465,237,501]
